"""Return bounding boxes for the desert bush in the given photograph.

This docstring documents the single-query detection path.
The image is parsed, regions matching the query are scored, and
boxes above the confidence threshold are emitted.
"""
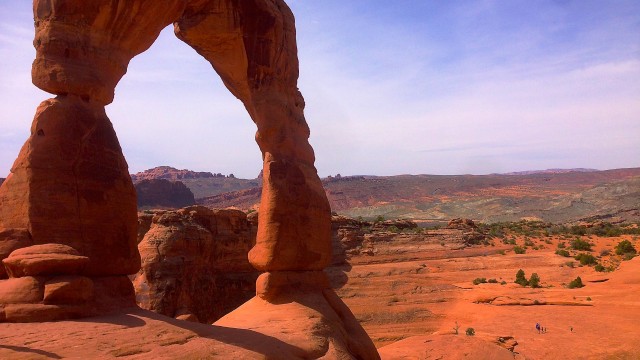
[466,328,475,336]
[500,281,507,285]
[571,238,592,251]
[600,249,611,256]
[528,273,541,288]
[515,269,528,286]
[565,261,575,268]
[487,278,498,283]
[570,226,587,236]
[623,253,636,261]
[568,276,584,289]
[594,264,606,272]
[557,241,566,249]
[513,246,526,254]
[555,249,571,257]
[615,240,637,256]
[472,277,487,285]
[375,215,385,223]
[524,239,534,247]
[574,253,597,266]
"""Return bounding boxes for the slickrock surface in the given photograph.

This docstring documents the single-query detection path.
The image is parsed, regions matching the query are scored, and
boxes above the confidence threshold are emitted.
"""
[134,179,196,209]
[133,206,258,323]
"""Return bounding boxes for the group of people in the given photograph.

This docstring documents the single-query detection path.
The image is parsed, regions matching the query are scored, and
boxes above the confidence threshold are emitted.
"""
[535,323,548,334]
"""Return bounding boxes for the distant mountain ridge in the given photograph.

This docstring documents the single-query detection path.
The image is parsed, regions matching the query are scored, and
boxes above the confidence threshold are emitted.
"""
[500,168,598,175]
[192,167,640,224]
[130,166,260,199]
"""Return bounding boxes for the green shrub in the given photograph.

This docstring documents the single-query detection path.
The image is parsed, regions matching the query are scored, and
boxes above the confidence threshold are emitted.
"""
[524,239,534,247]
[500,281,507,285]
[568,276,584,289]
[557,242,566,249]
[594,264,606,272]
[555,249,571,257]
[466,328,475,336]
[514,246,526,254]
[574,253,598,266]
[515,269,528,286]
[565,261,576,268]
[615,240,637,255]
[472,277,487,285]
[528,273,541,288]
[623,253,636,261]
[600,249,611,256]
[571,238,592,251]
[487,278,498,283]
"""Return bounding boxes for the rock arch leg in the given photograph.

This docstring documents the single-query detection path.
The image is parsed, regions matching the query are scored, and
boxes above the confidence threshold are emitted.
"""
[175,0,332,273]
[0,0,186,321]
[175,2,380,358]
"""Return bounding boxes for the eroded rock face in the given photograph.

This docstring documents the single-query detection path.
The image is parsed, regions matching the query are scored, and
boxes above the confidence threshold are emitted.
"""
[135,179,196,209]
[0,1,377,357]
[131,166,217,182]
[133,206,258,323]
[0,97,140,277]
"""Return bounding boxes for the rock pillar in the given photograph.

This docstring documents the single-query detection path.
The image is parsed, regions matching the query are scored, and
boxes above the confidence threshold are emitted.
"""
[175,0,332,272]
[0,0,186,321]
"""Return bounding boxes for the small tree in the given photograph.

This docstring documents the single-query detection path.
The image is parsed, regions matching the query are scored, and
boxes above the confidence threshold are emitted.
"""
[515,269,528,286]
[568,276,584,289]
[615,240,637,255]
[529,273,541,288]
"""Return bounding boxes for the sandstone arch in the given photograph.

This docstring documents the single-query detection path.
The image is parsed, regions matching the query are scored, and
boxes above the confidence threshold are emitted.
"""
[1,0,329,292]
[0,2,379,357]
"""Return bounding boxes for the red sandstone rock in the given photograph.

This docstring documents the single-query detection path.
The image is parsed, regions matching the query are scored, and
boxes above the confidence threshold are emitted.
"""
[131,166,216,182]
[2,244,90,278]
[175,0,332,272]
[43,276,93,305]
[0,277,44,304]
[133,206,258,323]
[0,228,33,278]
[134,178,196,209]
[216,271,380,360]
[0,97,140,276]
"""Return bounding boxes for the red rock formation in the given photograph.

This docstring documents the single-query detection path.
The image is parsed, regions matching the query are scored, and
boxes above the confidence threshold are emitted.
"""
[0,1,378,357]
[131,166,216,182]
[135,179,196,209]
[133,206,258,323]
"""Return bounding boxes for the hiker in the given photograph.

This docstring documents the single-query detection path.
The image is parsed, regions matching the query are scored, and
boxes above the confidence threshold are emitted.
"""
[536,323,540,334]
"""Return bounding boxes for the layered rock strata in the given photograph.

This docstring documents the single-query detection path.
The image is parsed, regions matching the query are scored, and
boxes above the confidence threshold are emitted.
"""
[133,206,258,323]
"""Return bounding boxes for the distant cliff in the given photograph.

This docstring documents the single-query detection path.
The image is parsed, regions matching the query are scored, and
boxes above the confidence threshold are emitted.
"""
[135,179,195,209]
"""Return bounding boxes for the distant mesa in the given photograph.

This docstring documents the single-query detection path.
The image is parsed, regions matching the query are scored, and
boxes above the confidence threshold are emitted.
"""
[134,179,195,209]
[130,166,231,182]
[501,168,599,175]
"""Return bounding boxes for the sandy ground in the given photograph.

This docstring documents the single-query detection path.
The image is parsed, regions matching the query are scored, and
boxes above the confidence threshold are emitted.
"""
[0,234,638,359]
[339,234,640,359]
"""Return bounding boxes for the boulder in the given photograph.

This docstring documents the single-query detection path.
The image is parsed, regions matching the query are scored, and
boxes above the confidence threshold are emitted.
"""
[2,244,89,278]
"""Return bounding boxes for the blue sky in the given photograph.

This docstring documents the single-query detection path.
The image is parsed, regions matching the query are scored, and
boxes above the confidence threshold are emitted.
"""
[1,1,639,178]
